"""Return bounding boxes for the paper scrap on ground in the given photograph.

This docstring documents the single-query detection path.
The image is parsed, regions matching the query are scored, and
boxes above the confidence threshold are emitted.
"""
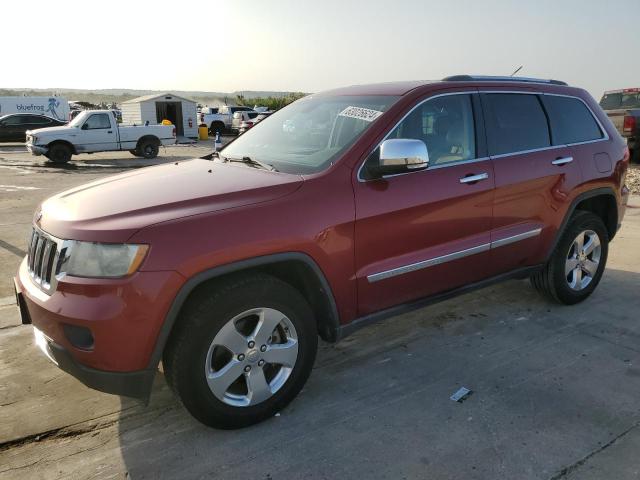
[450,387,473,403]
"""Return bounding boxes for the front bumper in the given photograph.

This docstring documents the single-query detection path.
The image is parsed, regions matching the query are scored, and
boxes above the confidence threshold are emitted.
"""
[15,257,185,399]
[26,143,47,156]
[32,325,156,398]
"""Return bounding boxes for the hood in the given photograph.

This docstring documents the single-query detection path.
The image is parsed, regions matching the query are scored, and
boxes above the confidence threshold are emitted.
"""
[27,125,74,137]
[39,159,303,242]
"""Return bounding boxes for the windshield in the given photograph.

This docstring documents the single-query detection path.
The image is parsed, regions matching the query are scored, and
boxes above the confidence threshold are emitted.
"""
[221,95,399,174]
[69,111,90,127]
[600,92,640,110]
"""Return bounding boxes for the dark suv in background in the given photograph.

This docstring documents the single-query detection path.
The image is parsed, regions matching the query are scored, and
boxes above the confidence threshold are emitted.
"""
[15,75,629,429]
[0,114,67,142]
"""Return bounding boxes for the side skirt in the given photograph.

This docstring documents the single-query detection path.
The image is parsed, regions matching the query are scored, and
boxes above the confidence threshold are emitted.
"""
[335,265,542,341]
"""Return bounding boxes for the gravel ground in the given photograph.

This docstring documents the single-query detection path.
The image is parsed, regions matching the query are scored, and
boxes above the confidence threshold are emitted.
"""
[627,164,640,194]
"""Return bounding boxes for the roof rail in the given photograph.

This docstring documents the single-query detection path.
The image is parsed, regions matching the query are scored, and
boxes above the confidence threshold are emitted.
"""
[443,75,568,86]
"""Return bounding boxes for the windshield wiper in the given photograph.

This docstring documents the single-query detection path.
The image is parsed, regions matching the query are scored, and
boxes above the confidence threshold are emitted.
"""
[223,155,278,172]
[200,150,220,161]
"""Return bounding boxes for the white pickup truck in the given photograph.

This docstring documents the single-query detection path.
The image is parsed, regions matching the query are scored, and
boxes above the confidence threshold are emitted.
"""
[26,110,176,163]
[200,105,255,135]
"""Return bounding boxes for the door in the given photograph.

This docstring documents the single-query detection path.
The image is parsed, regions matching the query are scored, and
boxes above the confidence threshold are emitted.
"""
[79,113,118,152]
[0,115,30,141]
[354,92,495,316]
[481,91,583,276]
[156,102,183,136]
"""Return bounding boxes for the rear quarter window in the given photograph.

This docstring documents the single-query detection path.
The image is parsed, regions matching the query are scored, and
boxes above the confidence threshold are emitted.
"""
[541,95,603,145]
[483,93,550,156]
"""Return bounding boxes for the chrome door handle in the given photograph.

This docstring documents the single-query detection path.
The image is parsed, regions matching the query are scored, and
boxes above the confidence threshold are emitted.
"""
[459,173,489,184]
[552,156,573,165]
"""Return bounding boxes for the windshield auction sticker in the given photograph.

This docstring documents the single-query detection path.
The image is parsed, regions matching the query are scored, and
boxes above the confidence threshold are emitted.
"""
[338,106,384,122]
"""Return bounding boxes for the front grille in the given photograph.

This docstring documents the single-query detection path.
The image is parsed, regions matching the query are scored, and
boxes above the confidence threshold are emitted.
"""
[27,228,62,293]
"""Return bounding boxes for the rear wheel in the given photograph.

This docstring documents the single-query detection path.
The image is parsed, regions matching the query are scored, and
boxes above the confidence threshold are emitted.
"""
[129,149,144,157]
[163,274,317,429]
[138,140,159,159]
[210,122,225,136]
[530,211,608,304]
[46,143,72,164]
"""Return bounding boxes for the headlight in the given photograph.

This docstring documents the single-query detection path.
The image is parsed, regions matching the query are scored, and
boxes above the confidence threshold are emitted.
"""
[59,241,149,278]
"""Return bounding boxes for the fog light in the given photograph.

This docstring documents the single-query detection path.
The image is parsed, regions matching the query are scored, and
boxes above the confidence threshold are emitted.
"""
[63,324,94,351]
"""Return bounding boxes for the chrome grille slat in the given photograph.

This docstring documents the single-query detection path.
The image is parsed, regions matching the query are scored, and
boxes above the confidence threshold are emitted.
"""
[33,238,45,279]
[27,227,62,294]
[41,241,54,284]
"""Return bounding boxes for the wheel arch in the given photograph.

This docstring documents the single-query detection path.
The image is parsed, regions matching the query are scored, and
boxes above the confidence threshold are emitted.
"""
[209,120,225,133]
[546,187,619,260]
[136,135,161,148]
[148,253,341,370]
[47,139,77,155]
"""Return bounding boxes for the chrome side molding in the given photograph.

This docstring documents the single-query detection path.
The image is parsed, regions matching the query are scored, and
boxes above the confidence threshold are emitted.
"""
[367,228,542,283]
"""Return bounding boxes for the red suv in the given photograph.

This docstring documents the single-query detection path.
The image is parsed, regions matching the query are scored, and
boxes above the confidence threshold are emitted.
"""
[15,76,630,429]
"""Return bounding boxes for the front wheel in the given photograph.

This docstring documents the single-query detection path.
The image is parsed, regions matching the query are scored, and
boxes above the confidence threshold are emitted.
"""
[46,143,72,164]
[163,274,317,429]
[531,211,609,304]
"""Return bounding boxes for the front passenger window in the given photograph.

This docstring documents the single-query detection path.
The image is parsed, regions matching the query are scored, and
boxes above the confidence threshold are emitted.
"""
[361,94,476,180]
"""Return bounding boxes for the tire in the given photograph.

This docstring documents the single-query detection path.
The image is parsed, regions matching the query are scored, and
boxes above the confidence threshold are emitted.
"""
[632,148,640,164]
[163,274,317,429]
[46,143,72,164]
[129,149,144,157]
[530,211,609,305]
[138,140,159,159]
[210,122,225,136]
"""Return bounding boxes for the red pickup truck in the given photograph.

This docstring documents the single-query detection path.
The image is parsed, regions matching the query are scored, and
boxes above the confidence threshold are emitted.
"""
[15,75,630,429]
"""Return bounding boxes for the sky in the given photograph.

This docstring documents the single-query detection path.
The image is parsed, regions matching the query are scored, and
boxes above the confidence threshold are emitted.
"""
[3,0,639,99]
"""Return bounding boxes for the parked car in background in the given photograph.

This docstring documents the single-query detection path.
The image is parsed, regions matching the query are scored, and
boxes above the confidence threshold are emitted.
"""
[232,111,263,133]
[15,76,629,430]
[238,112,272,134]
[0,114,67,142]
[201,105,255,135]
[600,88,640,163]
[25,110,176,163]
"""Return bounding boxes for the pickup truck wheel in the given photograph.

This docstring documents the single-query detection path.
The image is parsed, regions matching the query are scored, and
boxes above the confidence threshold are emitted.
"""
[530,211,608,305]
[163,274,317,429]
[139,141,159,159]
[129,149,144,157]
[210,122,225,135]
[47,144,72,164]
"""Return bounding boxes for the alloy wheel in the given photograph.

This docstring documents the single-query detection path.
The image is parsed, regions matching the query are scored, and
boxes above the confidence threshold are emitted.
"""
[565,229,601,291]
[204,308,298,407]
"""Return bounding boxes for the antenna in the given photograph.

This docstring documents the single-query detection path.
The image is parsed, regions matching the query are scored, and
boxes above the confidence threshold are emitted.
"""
[510,65,523,77]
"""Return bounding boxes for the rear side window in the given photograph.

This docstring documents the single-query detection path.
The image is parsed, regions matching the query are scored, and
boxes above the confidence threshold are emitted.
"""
[541,95,603,145]
[483,94,550,156]
[28,116,51,124]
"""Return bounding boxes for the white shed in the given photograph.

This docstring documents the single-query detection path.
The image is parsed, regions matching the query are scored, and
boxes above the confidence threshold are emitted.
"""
[121,93,198,139]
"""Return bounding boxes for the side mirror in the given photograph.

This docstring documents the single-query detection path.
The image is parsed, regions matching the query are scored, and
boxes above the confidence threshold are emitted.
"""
[372,139,429,177]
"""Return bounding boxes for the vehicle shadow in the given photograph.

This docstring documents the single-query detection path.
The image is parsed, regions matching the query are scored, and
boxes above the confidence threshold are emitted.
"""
[116,267,640,479]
